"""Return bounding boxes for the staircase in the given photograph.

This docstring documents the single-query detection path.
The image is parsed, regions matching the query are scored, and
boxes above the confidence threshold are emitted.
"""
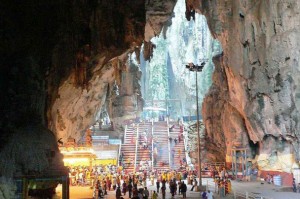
[153,121,170,170]
[135,122,152,171]
[169,122,185,170]
[120,120,186,172]
[120,125,136,172]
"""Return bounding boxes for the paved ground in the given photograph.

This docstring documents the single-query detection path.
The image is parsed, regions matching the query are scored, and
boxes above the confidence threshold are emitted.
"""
[53,178,300,199]
[54,180,208,199]
[228,180,300,199]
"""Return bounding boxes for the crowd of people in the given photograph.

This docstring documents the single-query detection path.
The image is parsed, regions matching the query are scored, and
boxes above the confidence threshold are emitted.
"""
[68,164,122,186]
[67,163,236,199]
[92,169,199,199]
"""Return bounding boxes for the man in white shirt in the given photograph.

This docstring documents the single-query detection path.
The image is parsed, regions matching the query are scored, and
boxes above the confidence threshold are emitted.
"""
[207,190,213,199]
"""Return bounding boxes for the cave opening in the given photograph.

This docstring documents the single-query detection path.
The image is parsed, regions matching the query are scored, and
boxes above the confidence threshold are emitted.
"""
[75,0,223,172]
[50,0,222,197]
[140,0,221,121]
[5,0,300,198]
[248,139,259,160]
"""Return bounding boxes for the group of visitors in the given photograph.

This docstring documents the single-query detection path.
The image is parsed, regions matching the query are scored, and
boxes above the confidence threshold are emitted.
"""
[209,167,232,197]
[68,164,121,186]
[90,167,209,199]
[68,163,228,199]
[68,166,91,186]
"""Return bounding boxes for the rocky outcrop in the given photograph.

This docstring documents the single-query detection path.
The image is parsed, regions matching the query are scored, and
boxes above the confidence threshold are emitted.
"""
[47,0,147,142]
[144,0,176,60]
[50,50,144,142]
[48,0,178,142]
[197,0,300,172]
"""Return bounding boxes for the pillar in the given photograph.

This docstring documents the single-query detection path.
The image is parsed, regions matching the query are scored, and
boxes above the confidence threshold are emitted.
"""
[62,176,69,199]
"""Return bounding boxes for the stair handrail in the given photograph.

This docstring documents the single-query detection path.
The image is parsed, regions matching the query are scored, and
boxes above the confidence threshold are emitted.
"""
[124,125,128,144]
[167,120,171,169]
[206,180,217,193]
[117,142,122,167]
[151,121,154,171]
[134,124,139,172]
[204,162,225,167]
[183,125,190,165]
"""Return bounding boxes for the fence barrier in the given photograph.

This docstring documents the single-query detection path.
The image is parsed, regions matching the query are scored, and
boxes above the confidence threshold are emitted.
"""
[233,190,273,199]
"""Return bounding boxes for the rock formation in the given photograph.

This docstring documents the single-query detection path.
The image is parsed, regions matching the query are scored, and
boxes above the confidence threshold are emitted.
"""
[47,0,147,142]
[0,1,177,191]
[48,0,177,143]
[194,0,300,175]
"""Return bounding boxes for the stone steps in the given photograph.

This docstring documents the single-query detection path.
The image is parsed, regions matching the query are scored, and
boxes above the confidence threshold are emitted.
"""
[121,121,186,172]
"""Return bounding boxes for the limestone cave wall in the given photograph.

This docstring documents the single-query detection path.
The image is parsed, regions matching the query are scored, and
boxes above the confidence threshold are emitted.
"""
[192,0,300,172]
[0,0,178,188]
[49,0,177,143]
[47,0,147,142]
[0,0,146,181]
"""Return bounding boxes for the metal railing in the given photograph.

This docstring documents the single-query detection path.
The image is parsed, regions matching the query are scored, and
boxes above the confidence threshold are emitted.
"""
[167,118,171,169]
[151,121,154,170]
[204,162,225,167]
[118,125,127,167]
[117,143,122,167]
[233,190,273,199]
[134,124,139,172]
[183,126,189,164]
[206,180,217,193]
[124,125,128,144]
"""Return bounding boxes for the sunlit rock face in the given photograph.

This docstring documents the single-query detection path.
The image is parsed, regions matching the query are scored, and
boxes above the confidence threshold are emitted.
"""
[50,51,144,142]
[48,0,178,142]
[195,0,300,172]
[144,0,177,60]
[47,0,180,145]
[47,1,146,142]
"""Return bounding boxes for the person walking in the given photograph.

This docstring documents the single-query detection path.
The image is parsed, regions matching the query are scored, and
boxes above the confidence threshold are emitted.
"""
[190,179,197,191]
[170,181,176,198]
[116,186,122,199]
[181,181,187,198]
[201,191,207,199]
[219,181,225,198]
[150,173,155,186]
[143,187,149,199]
[151,191,158,199]
[138,190,143,199]
[207,190,213,199]
[128,183,133,198]
[98,182,104,199]
[156,180,160,193]
[122,182,127,196]
[178,180,182,195]
[161,186,166,199]
[293,178,297,192]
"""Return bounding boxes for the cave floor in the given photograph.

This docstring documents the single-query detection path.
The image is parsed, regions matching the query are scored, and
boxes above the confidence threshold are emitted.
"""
[53,178,300,199]
[229,180,300,199]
